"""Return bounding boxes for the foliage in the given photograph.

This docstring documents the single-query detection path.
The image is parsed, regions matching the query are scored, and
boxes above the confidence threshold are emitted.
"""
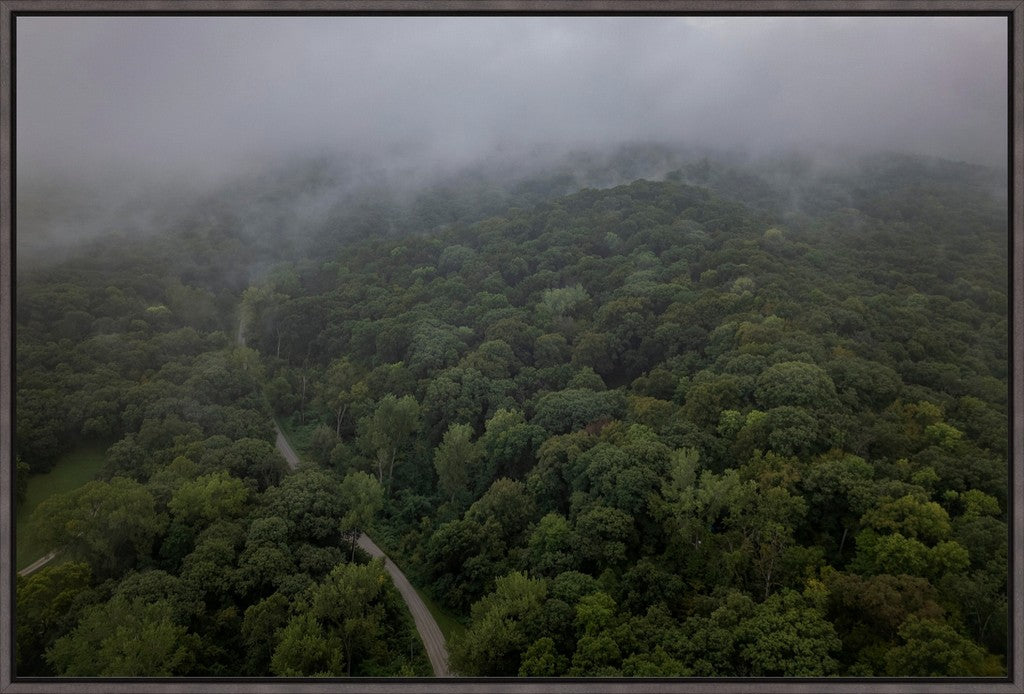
[15,146,1007,677]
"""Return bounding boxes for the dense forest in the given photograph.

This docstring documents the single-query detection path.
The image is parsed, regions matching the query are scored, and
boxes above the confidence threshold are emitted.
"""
[14,145,1009,677]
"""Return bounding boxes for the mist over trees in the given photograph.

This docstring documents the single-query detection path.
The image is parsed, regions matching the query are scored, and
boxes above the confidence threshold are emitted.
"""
[14,139,1010,677]
[10,10,1010,682]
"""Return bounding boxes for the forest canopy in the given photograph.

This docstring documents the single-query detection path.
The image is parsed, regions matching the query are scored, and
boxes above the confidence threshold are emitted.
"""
[14,145,1010,678]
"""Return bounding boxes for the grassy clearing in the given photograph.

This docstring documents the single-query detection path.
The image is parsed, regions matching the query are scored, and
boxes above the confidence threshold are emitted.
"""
[16,441,109,570]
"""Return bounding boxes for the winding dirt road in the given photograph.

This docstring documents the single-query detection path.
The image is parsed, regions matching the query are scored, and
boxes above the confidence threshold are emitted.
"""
[357,534,452,676]
[272,420,452,676]
[24,315,453,675]
[256,324,451,676]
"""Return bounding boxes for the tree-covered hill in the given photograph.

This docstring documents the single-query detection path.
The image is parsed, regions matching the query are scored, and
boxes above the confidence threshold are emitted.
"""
[14,146,1009,677]
[238,157,1008,676]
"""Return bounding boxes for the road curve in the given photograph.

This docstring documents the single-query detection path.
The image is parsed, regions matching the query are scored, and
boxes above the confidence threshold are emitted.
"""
[265,377,452,676]
[29,314,452,675]
[357,534,452,676]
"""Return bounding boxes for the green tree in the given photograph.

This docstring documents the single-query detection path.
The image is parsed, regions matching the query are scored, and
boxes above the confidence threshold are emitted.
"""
[241,592,292,676]
[570,632,622,676]
[407,321,465,378]
[532,388,626,435]
[518,637,568,676]
[823,569,943,672]
[309,424,342,466]
[885,616,991,676]
[540,285,589,325]
[113,569,202,624]
[271,612,344,677]
[338,471,385,560]
[478,409,547,483]
[754,361,838,410]
[168,470,250,528]
[433,423,480,504]
[534,333,570,368]
[450,571,548,676]
[217,437,288,491]
[16,562,96,675]
[320,357,365,435]
[574,505,635,570]
[46,596,199,676]
[572,331,616,376]
[235,517,296,597]
[423,517,495,611]
[31,477,167,576]
[862,494,952,544]
[467,478,536,547]
[524,513,577,577]
[259,468,346,546]
[801,451,876,559]
[849,529,929,577]
[680,590,755,675]
[423,366,514,439]
[178,521,244,606]
[461,339,520,379]
[735,588,841,676]
[310,560,393,676]
[359,394,420,493]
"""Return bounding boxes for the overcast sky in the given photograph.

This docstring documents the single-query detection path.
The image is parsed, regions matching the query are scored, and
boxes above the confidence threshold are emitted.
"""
[16,15,1008,187]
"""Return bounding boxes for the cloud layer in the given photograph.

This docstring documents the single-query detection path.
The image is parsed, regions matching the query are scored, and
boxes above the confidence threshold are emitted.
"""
[16,15,1008,187]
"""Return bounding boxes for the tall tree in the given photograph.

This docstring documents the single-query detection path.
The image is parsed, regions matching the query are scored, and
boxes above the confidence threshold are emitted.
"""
[359,394,421,493]
[47,596,199,676]
[338,471,385,560]
[31,477,167,577]
[433,423,481,504]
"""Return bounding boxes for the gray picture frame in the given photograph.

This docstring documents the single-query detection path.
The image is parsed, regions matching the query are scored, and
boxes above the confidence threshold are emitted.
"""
[0,2,1020,692]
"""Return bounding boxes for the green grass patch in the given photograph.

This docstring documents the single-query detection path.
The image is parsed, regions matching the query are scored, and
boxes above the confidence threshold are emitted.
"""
[16,441,109,570]
[412,585,468,644]
[277,413,321,460]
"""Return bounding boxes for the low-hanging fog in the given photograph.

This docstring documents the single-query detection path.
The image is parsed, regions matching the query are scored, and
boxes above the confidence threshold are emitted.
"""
[14,15,1008,257]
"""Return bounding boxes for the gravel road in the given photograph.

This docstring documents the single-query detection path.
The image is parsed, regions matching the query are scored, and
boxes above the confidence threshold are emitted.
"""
[24,314,453,678]
[18,550,58,577]
[357,533,452,677]
[269,401,452,676]
[273,421,300,472]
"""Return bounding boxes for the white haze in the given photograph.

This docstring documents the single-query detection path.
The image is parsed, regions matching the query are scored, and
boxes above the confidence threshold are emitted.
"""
[14,15,1008,251]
